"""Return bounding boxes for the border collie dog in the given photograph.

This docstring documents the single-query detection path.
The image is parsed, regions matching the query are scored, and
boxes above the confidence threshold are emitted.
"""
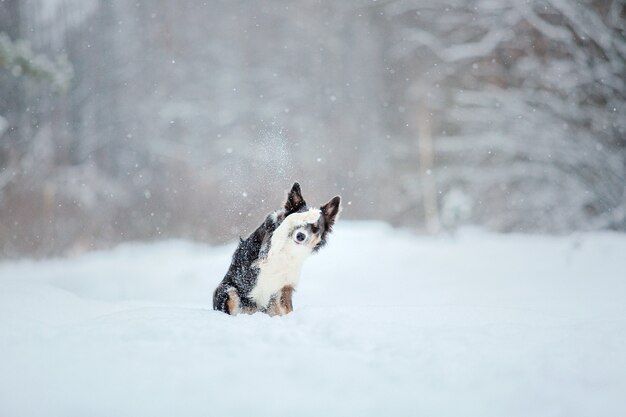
[213,183,341,316]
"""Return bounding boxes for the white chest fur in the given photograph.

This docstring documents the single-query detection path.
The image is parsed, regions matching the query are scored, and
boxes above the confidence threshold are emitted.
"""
[248,209,320,308]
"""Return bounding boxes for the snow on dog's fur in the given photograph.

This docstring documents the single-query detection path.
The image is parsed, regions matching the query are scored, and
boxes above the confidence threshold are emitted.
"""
[213,183,341,316]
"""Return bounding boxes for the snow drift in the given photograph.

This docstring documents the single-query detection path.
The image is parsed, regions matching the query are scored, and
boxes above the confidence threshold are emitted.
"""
[1,222,625,417]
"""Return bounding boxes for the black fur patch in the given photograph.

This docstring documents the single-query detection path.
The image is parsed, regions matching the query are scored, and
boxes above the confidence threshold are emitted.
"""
[315,196,341,252]
[284,182,306,214]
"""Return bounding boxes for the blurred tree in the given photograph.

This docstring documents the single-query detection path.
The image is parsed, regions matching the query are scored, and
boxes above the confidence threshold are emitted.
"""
[0,32,72,91]
[381,0,625,232]
[0,0,624,258]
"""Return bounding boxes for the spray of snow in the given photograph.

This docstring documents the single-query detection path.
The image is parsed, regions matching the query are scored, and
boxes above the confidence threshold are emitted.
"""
[254,124,293,180]
[223,124,294,213]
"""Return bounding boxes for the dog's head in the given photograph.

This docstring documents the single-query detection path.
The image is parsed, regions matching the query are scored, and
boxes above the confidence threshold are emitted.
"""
[273,182,341,253]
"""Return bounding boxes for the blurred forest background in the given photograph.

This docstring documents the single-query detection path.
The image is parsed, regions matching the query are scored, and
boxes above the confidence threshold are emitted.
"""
[0,0,624,258]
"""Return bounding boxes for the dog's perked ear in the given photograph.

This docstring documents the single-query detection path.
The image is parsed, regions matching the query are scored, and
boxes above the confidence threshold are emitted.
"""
[284,182,306,213]
[321,196,341,228]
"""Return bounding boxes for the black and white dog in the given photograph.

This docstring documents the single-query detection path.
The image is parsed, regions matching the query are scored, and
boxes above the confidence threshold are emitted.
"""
[213,183,341,316]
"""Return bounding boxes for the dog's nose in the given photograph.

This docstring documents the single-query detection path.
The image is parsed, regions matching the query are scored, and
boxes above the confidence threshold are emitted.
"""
[296,232,307,242]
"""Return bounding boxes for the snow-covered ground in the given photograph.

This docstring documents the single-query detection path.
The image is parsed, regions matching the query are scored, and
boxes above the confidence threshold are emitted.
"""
[1,222,625,417]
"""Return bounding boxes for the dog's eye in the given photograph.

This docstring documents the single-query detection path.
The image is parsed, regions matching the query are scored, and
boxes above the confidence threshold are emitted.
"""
[310,225,319,234]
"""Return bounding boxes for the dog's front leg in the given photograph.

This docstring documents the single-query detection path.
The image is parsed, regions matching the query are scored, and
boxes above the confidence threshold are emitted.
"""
[266,286,295,316]
[279,285,294,314]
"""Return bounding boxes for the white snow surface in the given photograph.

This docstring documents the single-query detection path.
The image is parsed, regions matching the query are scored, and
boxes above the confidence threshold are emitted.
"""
[1,222,625,417]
